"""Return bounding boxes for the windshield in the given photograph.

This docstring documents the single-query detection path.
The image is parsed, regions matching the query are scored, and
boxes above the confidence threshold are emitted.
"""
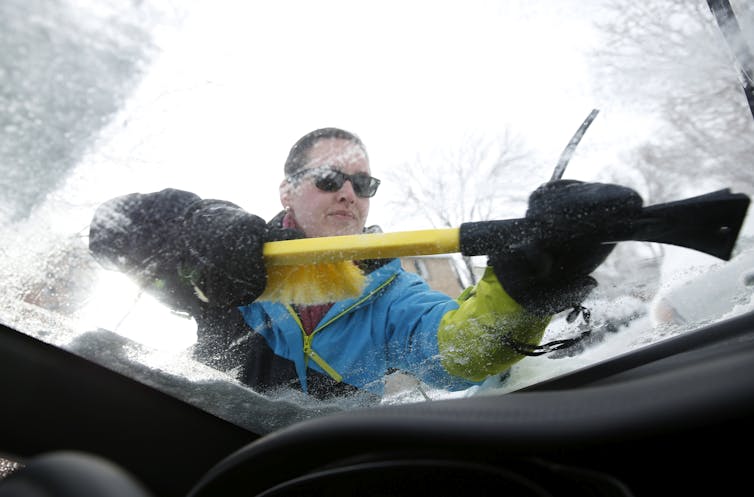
[2,0,753,436]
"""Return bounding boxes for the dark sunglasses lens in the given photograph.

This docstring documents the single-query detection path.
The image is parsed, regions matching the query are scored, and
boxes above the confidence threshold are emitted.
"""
[350,174,378,197]
[311,170,379,198]
[314,171,346,192]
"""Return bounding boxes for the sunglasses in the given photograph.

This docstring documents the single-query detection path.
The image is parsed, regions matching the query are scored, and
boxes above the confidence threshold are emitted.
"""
[288,167,381,198]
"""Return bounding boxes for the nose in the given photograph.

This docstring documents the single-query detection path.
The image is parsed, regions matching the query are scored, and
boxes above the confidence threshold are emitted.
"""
[337,178,358,202]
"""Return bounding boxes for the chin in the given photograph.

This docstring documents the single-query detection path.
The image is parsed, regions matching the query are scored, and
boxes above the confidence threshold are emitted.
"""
[325,223,363,237]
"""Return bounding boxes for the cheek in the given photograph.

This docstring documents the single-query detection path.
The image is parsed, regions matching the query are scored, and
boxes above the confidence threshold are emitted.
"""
[357,199,370,221]
[291,189,326,225]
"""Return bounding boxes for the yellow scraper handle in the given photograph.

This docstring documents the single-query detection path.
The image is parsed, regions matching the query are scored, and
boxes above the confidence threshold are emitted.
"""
[264,188,751,267]
[262,228,462,266]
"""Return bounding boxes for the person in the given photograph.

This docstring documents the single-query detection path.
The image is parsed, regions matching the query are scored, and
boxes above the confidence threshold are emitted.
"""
[88,127,642,400]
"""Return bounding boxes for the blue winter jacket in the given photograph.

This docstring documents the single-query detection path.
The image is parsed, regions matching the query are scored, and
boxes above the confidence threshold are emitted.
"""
[239,258,477,395]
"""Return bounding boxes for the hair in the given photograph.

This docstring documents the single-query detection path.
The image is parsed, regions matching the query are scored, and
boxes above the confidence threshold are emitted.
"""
[283,127,368,176]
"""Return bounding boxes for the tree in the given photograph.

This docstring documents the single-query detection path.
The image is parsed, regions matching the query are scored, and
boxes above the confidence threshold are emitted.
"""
[581,0,754,303]
[384,131,541,284]
[593,0,754,204]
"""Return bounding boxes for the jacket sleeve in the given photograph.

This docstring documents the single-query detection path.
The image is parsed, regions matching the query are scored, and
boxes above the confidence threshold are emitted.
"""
[437,267,550,382]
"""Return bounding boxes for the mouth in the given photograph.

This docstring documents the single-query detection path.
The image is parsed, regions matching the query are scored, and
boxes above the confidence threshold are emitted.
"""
[328,210,356,220]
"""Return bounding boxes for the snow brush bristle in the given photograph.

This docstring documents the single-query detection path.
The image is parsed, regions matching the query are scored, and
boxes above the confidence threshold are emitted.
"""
[258,229,461,305]
[257,261,366,305]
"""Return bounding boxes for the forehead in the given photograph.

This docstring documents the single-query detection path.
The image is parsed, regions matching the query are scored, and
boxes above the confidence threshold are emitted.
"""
[305,138,369,171]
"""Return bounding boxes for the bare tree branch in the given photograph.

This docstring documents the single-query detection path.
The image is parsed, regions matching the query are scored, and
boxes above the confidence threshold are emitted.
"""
[594,0,754,201]
[384,130,537,283]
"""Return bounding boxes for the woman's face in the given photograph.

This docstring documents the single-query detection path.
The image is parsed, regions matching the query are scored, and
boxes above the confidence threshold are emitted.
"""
[280,137,371,238]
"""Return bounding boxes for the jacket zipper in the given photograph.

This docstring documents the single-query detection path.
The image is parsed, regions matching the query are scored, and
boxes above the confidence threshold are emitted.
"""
[286,274,398,383]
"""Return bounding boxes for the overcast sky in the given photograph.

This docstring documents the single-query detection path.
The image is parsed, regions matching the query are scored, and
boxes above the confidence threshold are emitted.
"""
[62,0,662,232]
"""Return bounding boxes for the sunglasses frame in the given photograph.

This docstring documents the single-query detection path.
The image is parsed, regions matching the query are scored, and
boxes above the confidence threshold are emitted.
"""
[288,166,380,198]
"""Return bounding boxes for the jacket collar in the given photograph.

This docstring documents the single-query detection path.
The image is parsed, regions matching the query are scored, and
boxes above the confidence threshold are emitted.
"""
[267,210,394,274]
[257,258,402,325]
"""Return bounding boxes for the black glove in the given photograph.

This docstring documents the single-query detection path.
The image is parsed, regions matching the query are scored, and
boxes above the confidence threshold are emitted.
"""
[89,189,206,312]
[180,200,303,307]
[489,180,643,316]
[89,189,302,310]
[89,188,201,275]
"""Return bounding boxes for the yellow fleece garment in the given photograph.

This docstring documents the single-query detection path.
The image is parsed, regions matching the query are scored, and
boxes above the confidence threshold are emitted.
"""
[437,267,550,382]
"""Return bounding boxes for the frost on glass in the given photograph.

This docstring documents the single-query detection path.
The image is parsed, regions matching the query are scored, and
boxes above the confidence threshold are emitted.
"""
[0,0,158,337]
[0,0,165,222]
[0,0,753,435]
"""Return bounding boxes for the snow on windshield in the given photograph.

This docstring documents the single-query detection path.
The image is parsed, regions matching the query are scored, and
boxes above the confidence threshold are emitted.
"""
[1,0,753,434]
